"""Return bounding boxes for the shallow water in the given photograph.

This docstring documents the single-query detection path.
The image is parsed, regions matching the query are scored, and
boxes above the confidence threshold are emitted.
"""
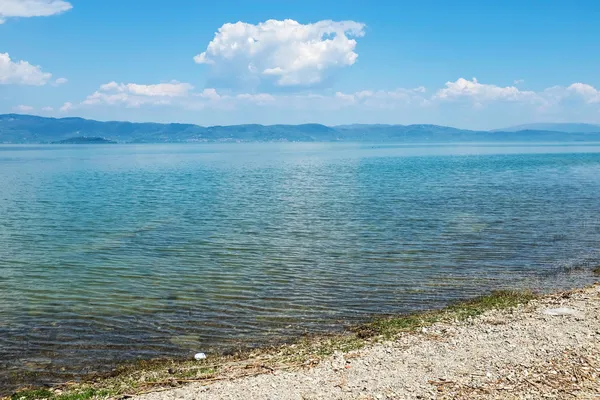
[1,142,599,391]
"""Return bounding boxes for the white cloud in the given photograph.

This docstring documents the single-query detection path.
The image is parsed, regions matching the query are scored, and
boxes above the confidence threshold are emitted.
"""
[126,82,193,97]
[186,89,277,110]
[531,83,600,113]
[434,77,539,103]
[567,83,600,103]
[185,87,425,111]
[59,101,72,112]
[70,77,600,127]
[513,79,524,85]
[333,87,428,108]
[335,91,355,102]
[12,104,34,112]
[83,81,194,107]
[52,77,68,86]
[0,0,72,23]
[0,52,52,85]
[235,93,276,105]
[194,19,365,87]
[194,88,221,101]
[41,106,54,111]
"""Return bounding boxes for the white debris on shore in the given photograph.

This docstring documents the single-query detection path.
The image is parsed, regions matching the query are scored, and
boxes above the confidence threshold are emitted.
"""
[136,284,600,400]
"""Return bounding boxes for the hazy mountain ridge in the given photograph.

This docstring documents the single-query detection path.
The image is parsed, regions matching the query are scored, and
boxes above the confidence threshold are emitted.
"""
[496,123,600,133]
[2,114,600,144]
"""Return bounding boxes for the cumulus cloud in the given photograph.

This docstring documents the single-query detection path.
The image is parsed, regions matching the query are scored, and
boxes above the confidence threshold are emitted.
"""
[0,53,52,85]
[12,104,34,112]
[567,83,600,103]
[194,19,365,87]
[0,0,72,23]
[194,88,222,101]
[434,77,539,104]
[83,81,194,107]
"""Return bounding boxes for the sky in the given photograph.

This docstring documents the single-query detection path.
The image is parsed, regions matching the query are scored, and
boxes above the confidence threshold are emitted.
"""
[1,0,600,130]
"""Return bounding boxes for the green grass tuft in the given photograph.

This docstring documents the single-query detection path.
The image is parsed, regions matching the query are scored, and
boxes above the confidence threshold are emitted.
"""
[11,388,113,400]
[11,389,54,400]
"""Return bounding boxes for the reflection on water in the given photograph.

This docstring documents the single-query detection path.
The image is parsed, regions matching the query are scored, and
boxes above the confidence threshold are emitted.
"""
[1,142,600,391]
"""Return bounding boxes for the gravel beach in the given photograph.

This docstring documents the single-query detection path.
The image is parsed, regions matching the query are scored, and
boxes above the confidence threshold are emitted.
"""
[135,284,600,400]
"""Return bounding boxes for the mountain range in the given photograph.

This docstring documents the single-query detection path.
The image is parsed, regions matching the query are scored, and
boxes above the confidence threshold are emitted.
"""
[2,114,600,144]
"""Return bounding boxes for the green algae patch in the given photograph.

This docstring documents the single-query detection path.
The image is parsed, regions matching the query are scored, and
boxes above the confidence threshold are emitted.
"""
[355,290,537,339]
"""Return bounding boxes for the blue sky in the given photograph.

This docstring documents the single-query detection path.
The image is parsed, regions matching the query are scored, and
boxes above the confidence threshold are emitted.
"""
[1,0,600,129]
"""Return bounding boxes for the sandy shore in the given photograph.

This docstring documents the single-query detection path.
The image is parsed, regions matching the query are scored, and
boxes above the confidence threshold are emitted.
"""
[134,284,600,400]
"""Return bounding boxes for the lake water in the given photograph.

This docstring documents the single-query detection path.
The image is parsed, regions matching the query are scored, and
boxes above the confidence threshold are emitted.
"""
[1,142,599,392]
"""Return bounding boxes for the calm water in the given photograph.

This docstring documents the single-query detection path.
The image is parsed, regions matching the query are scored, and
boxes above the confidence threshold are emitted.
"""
[1,142,600,391]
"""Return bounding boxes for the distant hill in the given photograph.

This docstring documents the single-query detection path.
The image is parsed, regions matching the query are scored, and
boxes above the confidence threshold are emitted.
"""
[496,123,600,133]
[2,114,600,144]
[52,137,117,144]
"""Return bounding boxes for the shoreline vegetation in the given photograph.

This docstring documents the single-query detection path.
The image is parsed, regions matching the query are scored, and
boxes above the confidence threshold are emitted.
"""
[8,284,595,400]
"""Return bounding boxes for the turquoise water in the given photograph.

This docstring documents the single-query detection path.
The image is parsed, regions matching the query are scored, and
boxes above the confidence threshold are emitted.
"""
[1,142,600,391]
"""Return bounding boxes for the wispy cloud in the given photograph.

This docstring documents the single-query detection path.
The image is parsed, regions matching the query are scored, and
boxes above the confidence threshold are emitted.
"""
[52,77,68,86]
[12,104,34,112]
[59,102,73,112]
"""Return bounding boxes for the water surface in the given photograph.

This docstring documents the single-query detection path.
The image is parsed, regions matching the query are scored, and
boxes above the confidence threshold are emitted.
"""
[1,142,599,391]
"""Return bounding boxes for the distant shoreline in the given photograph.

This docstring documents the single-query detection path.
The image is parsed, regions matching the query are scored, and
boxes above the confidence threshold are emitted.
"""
[51,137,117,144]
[3,113,600,144]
